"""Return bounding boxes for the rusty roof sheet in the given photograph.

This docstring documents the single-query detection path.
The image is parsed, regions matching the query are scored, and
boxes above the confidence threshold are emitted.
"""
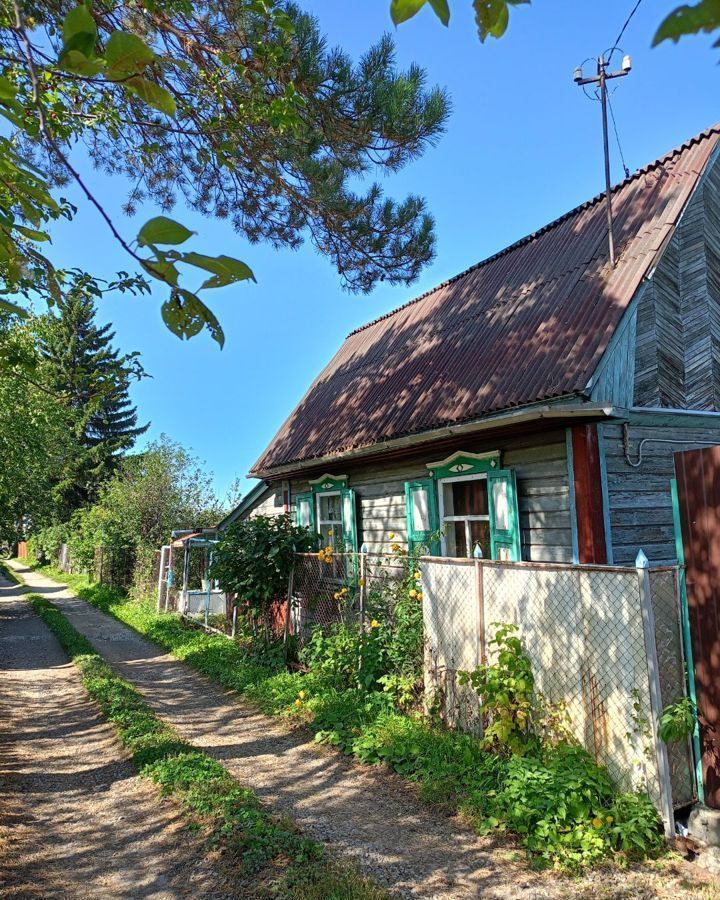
[253,125,720,476]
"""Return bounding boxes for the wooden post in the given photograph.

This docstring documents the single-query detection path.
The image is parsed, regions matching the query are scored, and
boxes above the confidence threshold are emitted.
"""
[165,545,172,612]
[636,549,675,840]
[283,564,295,658]
[571,425,608,564]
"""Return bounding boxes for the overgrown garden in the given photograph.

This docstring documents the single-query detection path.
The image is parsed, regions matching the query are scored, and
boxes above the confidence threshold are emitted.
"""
[25,516,668,872]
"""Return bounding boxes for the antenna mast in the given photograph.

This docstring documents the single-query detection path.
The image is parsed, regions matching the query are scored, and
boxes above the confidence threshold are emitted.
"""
[573,54,632,267]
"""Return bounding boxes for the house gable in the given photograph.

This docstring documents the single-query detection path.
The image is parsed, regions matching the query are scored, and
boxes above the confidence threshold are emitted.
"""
[590,145,720,411]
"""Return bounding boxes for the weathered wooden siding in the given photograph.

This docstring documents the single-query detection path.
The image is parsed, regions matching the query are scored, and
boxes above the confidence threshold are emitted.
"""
[602,419,720,566]
[242,484,285,519]
[631,150,720,409]
[280,431,574,562]
[590,297,638,409]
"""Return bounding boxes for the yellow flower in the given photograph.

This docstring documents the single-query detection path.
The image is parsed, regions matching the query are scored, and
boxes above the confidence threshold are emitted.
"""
[388,532,395,539]
[391,543,401,552]
[370,619,380,629]
[328,530,333,536]
[409,589,418,599]
[415,570,422,580]
[591,817,603,829]
[605,816,614,825]
[358,578,365,587]
[298,690,306,700]
[294,699,302,707]
[316,551,324,560]
[333,592,340,600]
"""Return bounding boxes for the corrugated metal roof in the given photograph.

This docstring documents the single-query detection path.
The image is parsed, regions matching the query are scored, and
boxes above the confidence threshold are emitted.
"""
[253,125,720,476]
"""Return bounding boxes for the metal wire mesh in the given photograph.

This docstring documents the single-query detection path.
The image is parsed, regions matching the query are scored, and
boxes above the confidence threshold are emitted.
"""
[649,568,695,807]
[289,552,410,647]
[421,557,694,809]
[290,552,360,645]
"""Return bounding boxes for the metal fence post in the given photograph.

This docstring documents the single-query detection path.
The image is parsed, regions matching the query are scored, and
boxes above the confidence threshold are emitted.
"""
[156,545,166,612]
[474,558,486,666]
[205,549,213,628]
[359,548,367,632]
[636,549,675,840]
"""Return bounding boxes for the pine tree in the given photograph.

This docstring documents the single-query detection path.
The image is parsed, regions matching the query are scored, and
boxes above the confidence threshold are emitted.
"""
[40,280,149,514]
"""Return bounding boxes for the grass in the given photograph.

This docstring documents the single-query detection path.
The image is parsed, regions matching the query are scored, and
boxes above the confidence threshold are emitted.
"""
[0,560,22,584]
[11,572,385,899]
[17,560,667,871]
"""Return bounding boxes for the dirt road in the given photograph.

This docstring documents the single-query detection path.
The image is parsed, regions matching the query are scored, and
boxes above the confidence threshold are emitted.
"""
[6,561,718,900]
[0,573,229,899]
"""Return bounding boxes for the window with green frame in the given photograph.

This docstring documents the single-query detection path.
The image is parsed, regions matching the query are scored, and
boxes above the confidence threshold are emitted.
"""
[295,474,358,553]
[405,452,521,561]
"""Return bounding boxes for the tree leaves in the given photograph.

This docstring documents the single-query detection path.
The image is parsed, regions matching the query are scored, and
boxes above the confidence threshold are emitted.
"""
[391,0,450,25]
[473,0,529,41]
[137,216,195,247]
[61,3,97,58]
[179,253,255,289]
[429,0,451,25]
[105,32,156,79]
[161,289,225,347]
[391,0,430,25]
[59,7,176,115]
[653,0,720,47]
[125,76,176,116]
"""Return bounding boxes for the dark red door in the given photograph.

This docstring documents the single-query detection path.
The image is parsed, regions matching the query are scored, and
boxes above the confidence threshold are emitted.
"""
[675,447,720,808]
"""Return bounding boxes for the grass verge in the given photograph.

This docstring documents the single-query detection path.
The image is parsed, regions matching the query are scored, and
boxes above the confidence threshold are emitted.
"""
[18,561,666,871]
[0,560,22,584]
[21,582,386,900]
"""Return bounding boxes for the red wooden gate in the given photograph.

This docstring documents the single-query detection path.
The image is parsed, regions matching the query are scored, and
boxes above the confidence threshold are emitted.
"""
[674,447,720,808]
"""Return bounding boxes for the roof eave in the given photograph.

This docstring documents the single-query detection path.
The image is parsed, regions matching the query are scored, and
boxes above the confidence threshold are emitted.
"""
[253,397,623,480]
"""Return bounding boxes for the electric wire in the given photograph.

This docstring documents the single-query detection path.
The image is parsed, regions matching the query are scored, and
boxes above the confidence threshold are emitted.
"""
[607,91,631,178]
[609,0,643,61]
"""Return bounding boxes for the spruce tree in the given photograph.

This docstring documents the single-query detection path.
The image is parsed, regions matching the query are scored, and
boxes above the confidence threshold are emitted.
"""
[40,280,149,514]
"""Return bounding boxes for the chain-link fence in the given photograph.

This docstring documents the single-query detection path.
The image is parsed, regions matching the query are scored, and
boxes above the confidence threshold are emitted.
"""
[420,556,694,822]
[288,552,410,647]
[158,545,692,825]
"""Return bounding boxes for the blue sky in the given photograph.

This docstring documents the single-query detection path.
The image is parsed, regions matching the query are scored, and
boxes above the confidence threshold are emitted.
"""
[46,0,719,503]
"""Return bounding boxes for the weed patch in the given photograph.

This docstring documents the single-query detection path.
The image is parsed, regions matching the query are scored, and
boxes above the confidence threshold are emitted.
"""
[27,563,665,870]
[26,588,384,898]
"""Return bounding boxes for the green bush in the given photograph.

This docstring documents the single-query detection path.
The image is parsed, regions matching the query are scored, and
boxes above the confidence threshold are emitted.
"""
[37,564,665,871]
[210,514,316,631]
[28,591,382,898]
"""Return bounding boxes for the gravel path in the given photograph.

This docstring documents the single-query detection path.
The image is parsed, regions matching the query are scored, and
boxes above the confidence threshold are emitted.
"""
[0,572,230,899]
[8,562,718,900]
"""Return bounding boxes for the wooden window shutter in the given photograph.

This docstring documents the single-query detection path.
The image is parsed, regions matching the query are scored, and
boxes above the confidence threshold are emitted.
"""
[340,488,358,553]
[405,479,439,555]
[295,492,316,535]
[488,469,521,561]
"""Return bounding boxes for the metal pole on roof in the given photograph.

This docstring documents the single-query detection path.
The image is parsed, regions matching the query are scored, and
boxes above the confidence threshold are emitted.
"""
[599,58,615,267]
[573,52,633,267]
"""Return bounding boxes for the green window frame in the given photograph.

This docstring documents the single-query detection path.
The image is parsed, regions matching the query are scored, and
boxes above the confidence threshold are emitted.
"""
[295,475,358,553]
[404,452,522,561]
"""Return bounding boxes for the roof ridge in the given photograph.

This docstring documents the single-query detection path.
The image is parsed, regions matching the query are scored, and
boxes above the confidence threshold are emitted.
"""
[347,122,720,339]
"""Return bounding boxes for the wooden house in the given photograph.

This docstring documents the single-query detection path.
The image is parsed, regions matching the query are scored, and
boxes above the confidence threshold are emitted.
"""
[232,125,720,569]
